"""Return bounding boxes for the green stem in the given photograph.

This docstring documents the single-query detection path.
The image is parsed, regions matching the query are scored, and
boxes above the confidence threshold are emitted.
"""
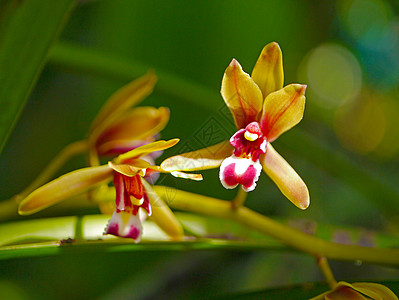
[317,256,337,289]
[12,140,88,204]
[231,188,248,209]
[153,186,399,266]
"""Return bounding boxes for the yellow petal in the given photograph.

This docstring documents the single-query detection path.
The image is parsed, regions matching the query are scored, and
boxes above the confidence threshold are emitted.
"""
[89,72,157,144]
[95,106,169,154]
[251,42,284,97]
[108,160,148,177]
[170,171,203,181]
[260,84,306,142]
[161,140,234,172]
[141,179,184,240]
[221,59,263,129]
[261,144,309,209]
[18,165,113,215]
[352,282,398,300]
[115,139,179,163]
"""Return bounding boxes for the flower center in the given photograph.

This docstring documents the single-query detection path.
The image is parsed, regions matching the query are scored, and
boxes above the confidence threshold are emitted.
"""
[219,122,267,192]
[230,121,267,161]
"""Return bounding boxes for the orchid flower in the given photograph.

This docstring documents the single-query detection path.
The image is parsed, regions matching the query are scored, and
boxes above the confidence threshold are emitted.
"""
[311,281,398,300]
[161,42,309,209]
[87,71,169,166]
[11,72,169,203]
[18,139,202,242]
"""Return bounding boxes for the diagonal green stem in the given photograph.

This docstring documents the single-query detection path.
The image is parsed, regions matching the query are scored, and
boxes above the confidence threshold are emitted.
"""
[317,256,337,289]
[152,185,399,266]
[231,188,248,209]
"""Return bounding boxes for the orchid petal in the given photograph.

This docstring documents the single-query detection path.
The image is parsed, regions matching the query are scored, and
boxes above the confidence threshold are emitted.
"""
[141,179,184,240]
[221,59,263,129]
[170,171,203,181]
[219,155,262,192]
[311,282,398,300]
[19,165,113,215]
[352,282,398,300]
[115,139,179,163]
[108,160,149,177]
[95,106,169,154]
[260,84,306,142]
[261,144,309,209]
[251,42,284,97]
[113,172,130,210]
[89,72,157,143]
[161,140,234,172]
[104,210,143,242]
[96,139,154,157]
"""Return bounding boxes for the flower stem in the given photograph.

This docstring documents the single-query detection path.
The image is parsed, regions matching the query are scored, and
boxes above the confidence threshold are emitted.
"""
[153,185,399,266]
[231,188,248,209]
[12,140,88,204]
[317,256,337,289]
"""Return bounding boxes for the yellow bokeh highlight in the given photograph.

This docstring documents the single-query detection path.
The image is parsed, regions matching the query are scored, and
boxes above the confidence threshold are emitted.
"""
[334,89,399,158]
[299,43,362,109]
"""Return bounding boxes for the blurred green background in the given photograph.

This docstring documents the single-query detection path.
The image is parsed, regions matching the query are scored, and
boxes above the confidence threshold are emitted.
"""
[1,0,399,298]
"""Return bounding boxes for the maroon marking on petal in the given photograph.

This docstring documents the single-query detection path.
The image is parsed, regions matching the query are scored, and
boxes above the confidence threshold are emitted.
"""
[260,85,306,140]
[113,172,125,210]
[105,223,119,236]
[124,174,145,200]
[230,60,258,126]
[229,125,266,161]
[141,193,152,215]
[223,163,239,187]
[132,205,139,215]
[127,226,141,240]
[240,165,257,189]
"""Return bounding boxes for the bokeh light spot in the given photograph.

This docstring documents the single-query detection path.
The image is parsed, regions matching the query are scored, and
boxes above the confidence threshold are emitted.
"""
[334,90,387,156]
[300,43,362,109]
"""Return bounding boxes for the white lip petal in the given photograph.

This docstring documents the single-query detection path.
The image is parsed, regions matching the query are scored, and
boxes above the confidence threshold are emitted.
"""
[104,210,143,242]
[219,155,262,191]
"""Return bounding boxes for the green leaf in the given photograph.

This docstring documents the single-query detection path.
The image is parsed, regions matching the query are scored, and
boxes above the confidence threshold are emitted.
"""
[0,0,75,154]
[0,213,286,260]
[1,212,399,261]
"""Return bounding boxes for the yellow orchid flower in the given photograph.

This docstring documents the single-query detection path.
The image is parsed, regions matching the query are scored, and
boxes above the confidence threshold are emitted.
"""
[18,139,202,242]
[311,281,398,300]
[161,42,310,209]
[11,72,169,203]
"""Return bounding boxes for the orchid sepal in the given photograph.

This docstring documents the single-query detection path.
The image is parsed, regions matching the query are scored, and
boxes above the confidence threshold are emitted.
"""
[221,58,263,129]
[161,140,234,172]
[89,71,158,143]
[311,281,398,300]
[18,165,113,215]
[115,139,179,164]
[95,106,170,156]
[261,144,309,210]
[251,41,284,97]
